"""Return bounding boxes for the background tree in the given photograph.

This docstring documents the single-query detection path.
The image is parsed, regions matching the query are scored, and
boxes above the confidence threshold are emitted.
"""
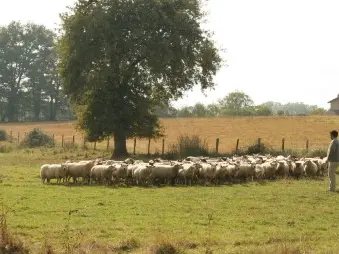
[177,106,194,117]
[219,91,254,116]
[155,103,178,118]
[0,21,71,122]
[311,108,327,115]
[58,0,222,157]
[254,105,273,116]
[192,103,208,117]
[206,103,220,117]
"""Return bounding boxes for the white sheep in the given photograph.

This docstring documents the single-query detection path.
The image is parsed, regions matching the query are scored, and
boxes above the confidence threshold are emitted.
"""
[199,163,217,185]
[149,163,182,185]
[112,163,128,183]
[275,160,289,177]
[40,164,67,184]
[261,161,278,179]
[178,162,201,186]
[66,160,96,184]
[236,162,255,181]
[90,165,114,184]
[303,160,318,177]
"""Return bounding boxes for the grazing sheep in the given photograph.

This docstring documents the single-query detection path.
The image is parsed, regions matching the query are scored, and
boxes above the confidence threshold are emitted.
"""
[178,162,202,186]
[112,163,128,183]
[275,160,289,177]
[236,162,255,181]
[133,164,153,186]
[303,160,318,177]
[225,163,239,182]
[254,164,265,179]
[215,163,228,184]
[199,163,217,185]
[40,164,67,184]
[43,154,328,186]
[66,160,96,184]
[292,161,304,178]
[90,165,115,184]
[149,164,182,185]
[261,161,278,179]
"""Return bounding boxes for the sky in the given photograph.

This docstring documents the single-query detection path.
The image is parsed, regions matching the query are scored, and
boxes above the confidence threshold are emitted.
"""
[1,0,338,109]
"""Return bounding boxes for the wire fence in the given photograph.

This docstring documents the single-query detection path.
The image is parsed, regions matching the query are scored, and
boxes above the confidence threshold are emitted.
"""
[5,130,330,155]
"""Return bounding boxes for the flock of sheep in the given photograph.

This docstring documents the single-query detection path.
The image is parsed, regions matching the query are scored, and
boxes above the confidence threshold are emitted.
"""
[40,154,328,186]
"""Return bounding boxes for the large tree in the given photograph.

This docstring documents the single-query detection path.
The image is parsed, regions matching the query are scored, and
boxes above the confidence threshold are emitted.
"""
[58,0,222,158]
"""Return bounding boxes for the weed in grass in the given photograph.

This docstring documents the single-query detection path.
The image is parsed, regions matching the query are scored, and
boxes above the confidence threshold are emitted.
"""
[151,240,182,254]
[115,238,140,252]
[0,202,28,254]
[39,238,55,254]
[61,203,84,254]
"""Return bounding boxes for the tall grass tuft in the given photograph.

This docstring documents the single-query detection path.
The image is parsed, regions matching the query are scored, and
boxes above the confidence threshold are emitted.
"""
[151,240,182,254]
[167,134,209,159]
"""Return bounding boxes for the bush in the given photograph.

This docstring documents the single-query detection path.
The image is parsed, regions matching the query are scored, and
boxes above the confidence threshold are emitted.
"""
[0,130,8,141]
[168,135,209,158]
[20,129,54,148]
[63,141,78,150]
[246,141,270,155]
[306,149,327,158]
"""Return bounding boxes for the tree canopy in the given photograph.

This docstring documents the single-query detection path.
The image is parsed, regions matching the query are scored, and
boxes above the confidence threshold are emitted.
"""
[58,0,222,157]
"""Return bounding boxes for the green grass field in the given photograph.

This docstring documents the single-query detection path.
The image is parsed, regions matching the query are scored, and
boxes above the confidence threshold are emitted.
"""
[1,147,339,253]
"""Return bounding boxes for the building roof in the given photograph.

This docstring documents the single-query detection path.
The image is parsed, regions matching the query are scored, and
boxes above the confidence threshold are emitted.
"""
[328,95,339,103]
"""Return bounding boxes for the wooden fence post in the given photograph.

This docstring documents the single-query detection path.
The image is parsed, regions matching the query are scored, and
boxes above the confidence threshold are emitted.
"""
[106,137,110,151]
[94,141,96,150]
[258,138,261,150]
[282,138,285,151]
[306,140,309,151]
[162,139,165,156]
[52,134,55,144]
[236,139,240,153]
[216,138,220,154]
[72,135,75,146]
[61,135,64,148]
[147,138,151,155]
[133,138,137,155]
[17,132,19,143]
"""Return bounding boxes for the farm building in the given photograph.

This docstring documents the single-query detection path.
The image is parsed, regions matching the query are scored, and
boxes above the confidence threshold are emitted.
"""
[328,94,339,115]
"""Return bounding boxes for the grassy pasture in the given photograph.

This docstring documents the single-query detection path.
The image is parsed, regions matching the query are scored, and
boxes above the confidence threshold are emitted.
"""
[0,116,338,154]
[0,148,339,253]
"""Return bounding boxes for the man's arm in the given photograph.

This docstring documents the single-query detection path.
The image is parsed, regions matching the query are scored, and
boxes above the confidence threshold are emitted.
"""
[327,140,337,162]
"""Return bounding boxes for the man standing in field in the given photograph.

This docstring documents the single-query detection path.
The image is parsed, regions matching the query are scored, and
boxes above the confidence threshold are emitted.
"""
[326,130,339,192]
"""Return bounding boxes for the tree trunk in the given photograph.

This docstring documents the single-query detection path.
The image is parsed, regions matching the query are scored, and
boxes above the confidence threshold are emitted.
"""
[7,95,17,122]
[112,132,128,159]
[49,97,56,121]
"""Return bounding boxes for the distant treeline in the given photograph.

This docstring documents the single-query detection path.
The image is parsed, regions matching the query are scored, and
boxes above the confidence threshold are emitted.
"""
[0,22,327,123]
[156,91,328,118]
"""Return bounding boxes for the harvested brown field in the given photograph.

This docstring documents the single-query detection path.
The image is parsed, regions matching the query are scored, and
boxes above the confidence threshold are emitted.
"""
[0,116,338,153]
